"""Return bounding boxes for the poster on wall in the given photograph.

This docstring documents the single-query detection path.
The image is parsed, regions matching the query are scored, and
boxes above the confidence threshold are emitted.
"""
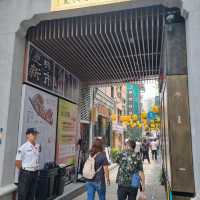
[19,84,58,168]
[56,99,78,166]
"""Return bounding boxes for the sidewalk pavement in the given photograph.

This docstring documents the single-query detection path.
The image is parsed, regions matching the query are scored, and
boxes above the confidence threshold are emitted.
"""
[74,158,166,200]
[55,163,118,200]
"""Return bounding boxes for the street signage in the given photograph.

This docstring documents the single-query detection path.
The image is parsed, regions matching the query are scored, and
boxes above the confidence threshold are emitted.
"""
[51,0,132,11]
[25,43,80,103]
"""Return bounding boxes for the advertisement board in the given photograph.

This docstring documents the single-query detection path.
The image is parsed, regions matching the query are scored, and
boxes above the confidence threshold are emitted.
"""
[56,99,78,166]
[18,84,58,168]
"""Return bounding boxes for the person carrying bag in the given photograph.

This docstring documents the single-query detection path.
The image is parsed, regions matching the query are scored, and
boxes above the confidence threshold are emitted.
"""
[116,139,145,200]
[83,139,110,200]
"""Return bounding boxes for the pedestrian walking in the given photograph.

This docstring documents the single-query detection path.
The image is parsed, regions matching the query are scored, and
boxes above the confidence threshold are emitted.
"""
[135,139,142,157]
[116,140,145,200]
[16,128,41,200]
[83,138,110,200]
[142,139,151,164]
[151,139,158,160]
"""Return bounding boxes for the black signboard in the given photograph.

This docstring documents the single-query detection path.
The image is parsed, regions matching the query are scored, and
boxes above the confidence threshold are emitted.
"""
[64,71,70,97]
[54,64,64,95]
[27,45,54,90]
[73,77,79,100]
[26,43,79,102]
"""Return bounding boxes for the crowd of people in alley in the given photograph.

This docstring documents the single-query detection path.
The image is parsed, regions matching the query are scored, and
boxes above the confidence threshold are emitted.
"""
[82,136,160,200]
[15,127,159,200]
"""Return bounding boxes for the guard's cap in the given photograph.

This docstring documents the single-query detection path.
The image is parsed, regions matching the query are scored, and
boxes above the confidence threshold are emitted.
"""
[26,128,39,135]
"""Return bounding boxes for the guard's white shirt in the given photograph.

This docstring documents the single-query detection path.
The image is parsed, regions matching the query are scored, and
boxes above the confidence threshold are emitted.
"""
[16,141,40,171]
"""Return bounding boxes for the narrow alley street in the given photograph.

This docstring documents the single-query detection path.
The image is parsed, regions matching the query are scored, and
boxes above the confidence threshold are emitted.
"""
[74,157,165,200]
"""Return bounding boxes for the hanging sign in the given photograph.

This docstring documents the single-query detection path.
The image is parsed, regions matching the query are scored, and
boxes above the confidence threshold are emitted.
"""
[51,0,132,11]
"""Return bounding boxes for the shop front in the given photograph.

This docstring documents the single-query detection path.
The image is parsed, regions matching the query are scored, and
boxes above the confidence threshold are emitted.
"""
[112,122,125,150]
[17,43,80,185]
[93,103,112,146]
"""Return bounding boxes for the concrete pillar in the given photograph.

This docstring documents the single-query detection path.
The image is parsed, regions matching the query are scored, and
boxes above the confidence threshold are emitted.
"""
[0,32,25,186]
[184,1,200,198]
[0,1,51,197]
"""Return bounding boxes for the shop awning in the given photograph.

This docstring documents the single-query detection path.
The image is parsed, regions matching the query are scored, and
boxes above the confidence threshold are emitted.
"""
[27,5,165,85]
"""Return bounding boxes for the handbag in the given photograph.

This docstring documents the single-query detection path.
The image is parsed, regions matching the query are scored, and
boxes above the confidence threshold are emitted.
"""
[131,171,141,188]
[138,192,147,200]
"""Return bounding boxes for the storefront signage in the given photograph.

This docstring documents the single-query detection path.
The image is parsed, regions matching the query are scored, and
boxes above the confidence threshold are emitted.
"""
[51,0,132,11]
[112,123,124,133]
[26,43,79,103]
[56,99,78,166]
[18,85,58,168]
[97,104,110,118]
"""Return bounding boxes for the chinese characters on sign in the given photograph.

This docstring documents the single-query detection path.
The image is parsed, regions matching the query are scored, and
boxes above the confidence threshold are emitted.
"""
[54,64,64,95]
[51,0,131,11]
[26,43,80,103]
[28,45,54,90]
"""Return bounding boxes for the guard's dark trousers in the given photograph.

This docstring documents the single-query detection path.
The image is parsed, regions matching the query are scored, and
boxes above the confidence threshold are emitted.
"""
[18,169,38,200]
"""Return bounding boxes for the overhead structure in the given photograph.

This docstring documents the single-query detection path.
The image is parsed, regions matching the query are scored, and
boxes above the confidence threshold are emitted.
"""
[27,5,165,85]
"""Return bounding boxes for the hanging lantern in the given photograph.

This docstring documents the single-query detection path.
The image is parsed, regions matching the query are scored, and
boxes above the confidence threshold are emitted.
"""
[120,115,131,122]
[142,119,147,125]
[130,124,135,129]
[123,121,129,126]
[132,114,138,122]
[119,115,126,122]
[138,123,142,129]
[111,114,117,122]
[141,112,147,119]
[151,124,155,129]
[152,105,160,113]
[136,121,141,126]
[148,112,155,120]
[144,125,149,131]
[126,115,132,122]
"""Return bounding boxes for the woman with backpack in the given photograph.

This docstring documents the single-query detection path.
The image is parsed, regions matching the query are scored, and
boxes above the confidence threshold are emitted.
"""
[116,139,145,200]
[83,138,110,200]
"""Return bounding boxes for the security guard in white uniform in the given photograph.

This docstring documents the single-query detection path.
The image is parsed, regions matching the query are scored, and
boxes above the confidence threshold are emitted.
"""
[16,128,41,200]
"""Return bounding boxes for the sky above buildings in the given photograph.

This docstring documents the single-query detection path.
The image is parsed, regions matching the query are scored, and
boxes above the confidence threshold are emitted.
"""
[143,81,159,100]
[142,81,159,112]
